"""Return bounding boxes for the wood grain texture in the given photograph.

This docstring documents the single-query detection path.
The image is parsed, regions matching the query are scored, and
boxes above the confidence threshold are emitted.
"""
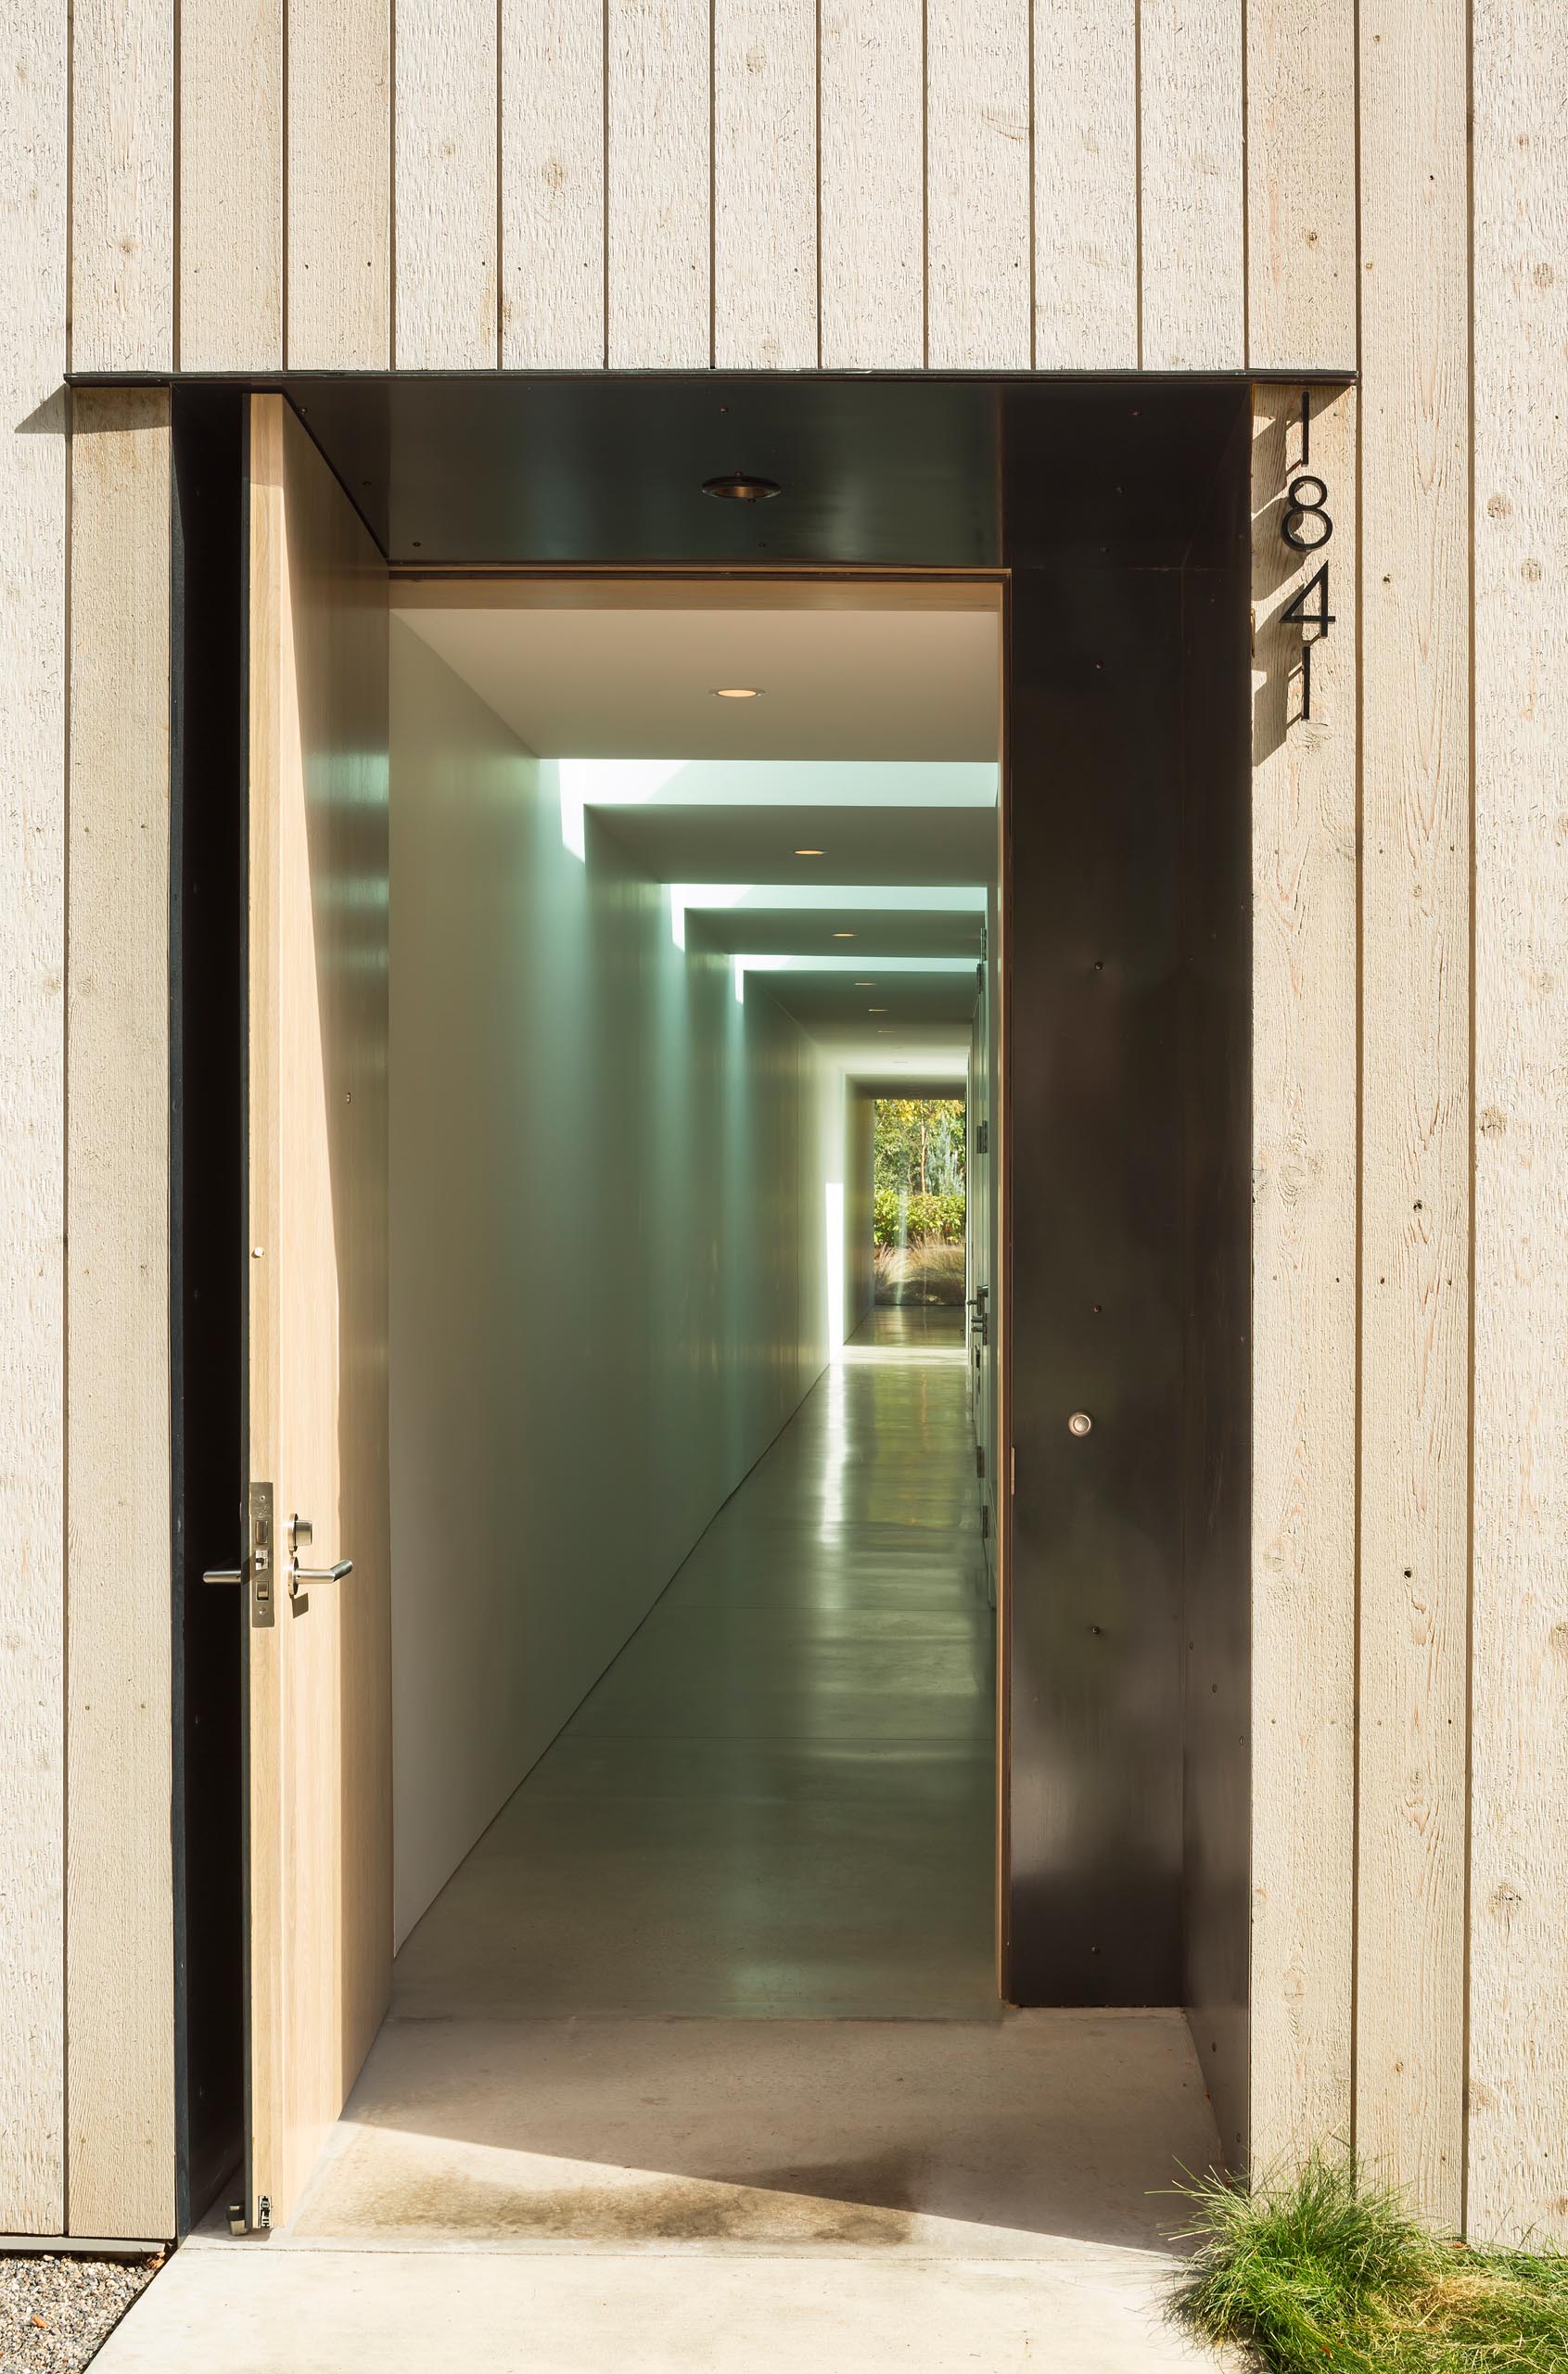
[395,0,498,368]
[606,0,709,367]
[70,0,174,371]
[1139,0,1244,369]
[1244,0,1356,373]
[926,0,1031,367]
[0,0,68,2237]
[247,399,391,2229]
[287,0,392,367]
[818,0,923,368]
[1355,0,1471,2228]
[1032,0,1137,369]
[179,0,283,368]
[713,0,816,367]
[1467,0,1568,2249]
[1248,385,1358,2175]
[500,0,604,367]
[65,389,175,2242]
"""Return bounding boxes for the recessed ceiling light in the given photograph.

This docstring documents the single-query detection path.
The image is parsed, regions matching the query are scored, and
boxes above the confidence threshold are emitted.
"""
[869,1006,887,1014]
[794,848,822,857]
[855,980,873,988]
[712,686,762,700]
[702,472,782,503]
[833,931,855,939]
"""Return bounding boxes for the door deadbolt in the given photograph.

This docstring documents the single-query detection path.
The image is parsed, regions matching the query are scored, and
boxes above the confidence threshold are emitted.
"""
[288,1513,353,1598]
[1068,1411,1093,1437]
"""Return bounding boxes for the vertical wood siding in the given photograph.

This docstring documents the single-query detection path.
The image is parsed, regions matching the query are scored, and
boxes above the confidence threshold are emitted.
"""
[819,0,924,368]
[287,0,392,367]
[68,0,1365,373]
[714,0,818,368]
[500,0,605,369]
[1138,0,1245,370]
[179,0,284,371]
[1031,2,1137,371]
[70,0,173,371]
[606,0,711,368]
[394,0,499,369]
[1244,0,1357,372]
[66,390,176,2240]
[0,0,69,2238]
[1248,384,1359,2178]
[1355,0,1472,2229]
[1469,0,1568,2250]
[925,0,1032,368]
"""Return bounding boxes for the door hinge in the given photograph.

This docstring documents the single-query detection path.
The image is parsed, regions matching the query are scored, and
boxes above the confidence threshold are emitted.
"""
[256,2193,272,2230]
[981,1505,991,1540]
[975,1443,986,1480]
[976,1119,988,1155]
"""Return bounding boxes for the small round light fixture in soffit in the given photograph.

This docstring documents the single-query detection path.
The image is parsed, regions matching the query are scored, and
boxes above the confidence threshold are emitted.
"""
[703,471,782,503]
[712,686,762,700]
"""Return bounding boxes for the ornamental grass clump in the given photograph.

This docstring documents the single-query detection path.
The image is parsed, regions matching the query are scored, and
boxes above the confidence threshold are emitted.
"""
[1169,2151,1568,2373]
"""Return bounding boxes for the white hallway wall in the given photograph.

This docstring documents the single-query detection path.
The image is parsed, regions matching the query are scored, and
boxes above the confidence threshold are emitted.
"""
[389,622,853,1940]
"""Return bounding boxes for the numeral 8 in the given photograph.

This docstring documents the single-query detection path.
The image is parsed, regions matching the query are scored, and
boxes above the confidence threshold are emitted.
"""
[1281,474,1333,551]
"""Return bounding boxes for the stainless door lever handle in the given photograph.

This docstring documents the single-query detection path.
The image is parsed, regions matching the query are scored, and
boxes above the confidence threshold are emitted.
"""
[287,1513,351,1597]
[293,1559,352,1586]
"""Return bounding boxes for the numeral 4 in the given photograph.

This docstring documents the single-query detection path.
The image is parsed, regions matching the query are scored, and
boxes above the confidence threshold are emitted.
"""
[1281,563,1334,637]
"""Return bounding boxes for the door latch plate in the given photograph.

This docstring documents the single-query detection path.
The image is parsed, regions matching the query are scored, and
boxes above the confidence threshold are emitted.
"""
[249,1481,275,1628]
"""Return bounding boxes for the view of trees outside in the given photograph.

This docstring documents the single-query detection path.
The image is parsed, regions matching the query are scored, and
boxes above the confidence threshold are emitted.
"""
[873,1098,966,1306]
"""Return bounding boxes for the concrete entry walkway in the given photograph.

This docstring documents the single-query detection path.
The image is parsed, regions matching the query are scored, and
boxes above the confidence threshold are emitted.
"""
[100,2011,1228,2369]
[98,1308,1228,2368]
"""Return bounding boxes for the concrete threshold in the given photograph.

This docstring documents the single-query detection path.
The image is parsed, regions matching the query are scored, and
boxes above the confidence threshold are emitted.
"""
[94,2237,1226,2372]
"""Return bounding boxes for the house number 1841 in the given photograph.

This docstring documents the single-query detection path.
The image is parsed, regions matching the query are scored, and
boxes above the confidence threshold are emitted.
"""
[1280,393,1334,720]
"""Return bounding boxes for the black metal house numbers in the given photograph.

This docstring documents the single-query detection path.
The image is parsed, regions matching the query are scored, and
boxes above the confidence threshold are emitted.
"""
[1280,390,1334,721]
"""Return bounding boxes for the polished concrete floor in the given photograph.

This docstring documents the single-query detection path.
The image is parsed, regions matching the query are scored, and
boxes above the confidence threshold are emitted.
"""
[391,1304,999,2023]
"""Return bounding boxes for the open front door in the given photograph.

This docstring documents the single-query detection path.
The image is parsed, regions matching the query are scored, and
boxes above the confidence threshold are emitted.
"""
[243,395,390,2229]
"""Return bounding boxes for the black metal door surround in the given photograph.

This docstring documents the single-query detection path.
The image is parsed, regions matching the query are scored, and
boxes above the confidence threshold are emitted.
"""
[174,373,1255,2090]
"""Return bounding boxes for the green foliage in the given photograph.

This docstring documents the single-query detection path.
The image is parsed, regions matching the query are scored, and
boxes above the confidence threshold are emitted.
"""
[873,1098,966,1199]
[1170,2151,1568,2374]
[873,1189,965,1247]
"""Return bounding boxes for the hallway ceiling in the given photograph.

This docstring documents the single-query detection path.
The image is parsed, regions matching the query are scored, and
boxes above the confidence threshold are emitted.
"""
[596,803,996,888]
[395,592,997,1065]
[395,601,1000,759]
[761,974,980,1028]
[690,907,985,960]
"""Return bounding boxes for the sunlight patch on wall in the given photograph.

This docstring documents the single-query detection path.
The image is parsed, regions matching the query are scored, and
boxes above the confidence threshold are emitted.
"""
[558,758,686,860]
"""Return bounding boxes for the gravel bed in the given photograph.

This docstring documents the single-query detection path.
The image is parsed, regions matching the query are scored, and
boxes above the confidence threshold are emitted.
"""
[0,2253,163,2372]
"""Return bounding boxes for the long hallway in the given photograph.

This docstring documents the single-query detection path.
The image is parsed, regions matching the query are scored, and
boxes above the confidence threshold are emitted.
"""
[391,1304,998,2023]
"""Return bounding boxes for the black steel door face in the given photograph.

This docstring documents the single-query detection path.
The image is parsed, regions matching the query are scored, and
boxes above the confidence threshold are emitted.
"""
[1006,562,1188,2003]
[1000,386,1251,2008]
